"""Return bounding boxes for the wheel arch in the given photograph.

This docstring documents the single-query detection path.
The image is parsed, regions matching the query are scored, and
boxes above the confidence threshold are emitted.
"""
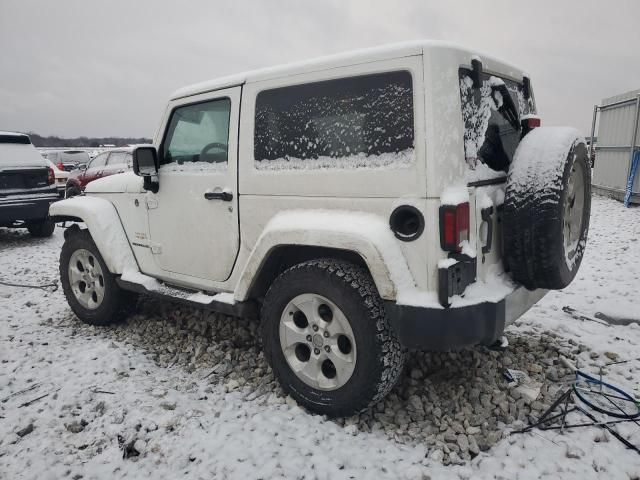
[243,244,372,301]
[233,210,415,302]
[50,196,138,274]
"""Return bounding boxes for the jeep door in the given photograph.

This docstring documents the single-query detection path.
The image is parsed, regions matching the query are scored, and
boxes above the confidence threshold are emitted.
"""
[146,87,240,282]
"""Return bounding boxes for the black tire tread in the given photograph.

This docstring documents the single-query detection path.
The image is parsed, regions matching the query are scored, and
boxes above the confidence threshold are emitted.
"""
[261,258,404,416]
[503,130,590,289]
[60,229,136,326]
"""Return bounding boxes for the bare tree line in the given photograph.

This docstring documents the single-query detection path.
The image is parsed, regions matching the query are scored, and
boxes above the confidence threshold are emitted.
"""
[27,132,152,148]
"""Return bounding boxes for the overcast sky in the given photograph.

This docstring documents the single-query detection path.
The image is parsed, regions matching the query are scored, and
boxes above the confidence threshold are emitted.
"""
[1,0,638,138]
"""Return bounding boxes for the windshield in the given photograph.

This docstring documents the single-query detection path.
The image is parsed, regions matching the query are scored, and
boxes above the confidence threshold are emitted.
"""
[459,69,536,178]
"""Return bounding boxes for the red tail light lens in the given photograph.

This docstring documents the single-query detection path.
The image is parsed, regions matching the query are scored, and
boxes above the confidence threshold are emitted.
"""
[527,117,541,128]
[47,167,55,185]
[439,202,470,252]
[521,116,541,131]
[57,162,65,171]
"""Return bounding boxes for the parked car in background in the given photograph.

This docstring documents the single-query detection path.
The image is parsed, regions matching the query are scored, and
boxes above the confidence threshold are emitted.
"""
[0,131,59,237]
[65,147,135,197]
[41,150,90,172]
[43,159,69,198]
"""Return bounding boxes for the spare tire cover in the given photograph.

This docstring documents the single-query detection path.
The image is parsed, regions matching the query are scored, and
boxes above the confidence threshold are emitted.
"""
[503,127,591,290]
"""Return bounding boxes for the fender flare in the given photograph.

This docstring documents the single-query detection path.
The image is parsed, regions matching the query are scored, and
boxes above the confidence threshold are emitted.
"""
[234,210,418,301]
[49,196,138,274]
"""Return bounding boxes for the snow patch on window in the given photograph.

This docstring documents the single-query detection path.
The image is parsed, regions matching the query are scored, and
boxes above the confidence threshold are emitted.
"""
[160,161,227,173]
[460,75,498,168]
[254,148,414,172]
[460,71,536,182]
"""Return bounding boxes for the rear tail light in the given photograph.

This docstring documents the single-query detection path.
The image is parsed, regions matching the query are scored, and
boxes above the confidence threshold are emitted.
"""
[521,115,541,131]
[57,161,65,171]
[439,202,470,252]
[526,117,541,128]
[47,167,55,185]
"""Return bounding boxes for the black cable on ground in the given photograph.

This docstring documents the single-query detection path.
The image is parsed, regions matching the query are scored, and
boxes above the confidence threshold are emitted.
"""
[0,279,58,291]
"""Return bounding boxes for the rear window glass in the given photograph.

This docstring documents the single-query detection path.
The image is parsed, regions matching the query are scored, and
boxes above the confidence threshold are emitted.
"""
[0,134,31,144]
[459,69,535,177]
[62,151,90,163]
[254,71,414,170]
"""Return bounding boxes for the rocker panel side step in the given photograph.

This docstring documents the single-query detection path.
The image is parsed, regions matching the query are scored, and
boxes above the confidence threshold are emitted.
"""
[116,277,259,319]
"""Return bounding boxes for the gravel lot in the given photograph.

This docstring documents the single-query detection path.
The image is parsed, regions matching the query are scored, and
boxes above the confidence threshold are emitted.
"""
[2,195,640,479]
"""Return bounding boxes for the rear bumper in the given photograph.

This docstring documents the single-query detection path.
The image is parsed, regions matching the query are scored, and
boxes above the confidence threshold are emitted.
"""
[0,191,59,225]
[386,287,547,350]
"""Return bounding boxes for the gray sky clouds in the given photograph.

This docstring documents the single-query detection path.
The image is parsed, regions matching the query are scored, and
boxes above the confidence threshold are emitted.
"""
[1,0,638,137]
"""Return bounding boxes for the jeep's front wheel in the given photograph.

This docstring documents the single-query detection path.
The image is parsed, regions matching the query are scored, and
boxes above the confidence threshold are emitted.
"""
[261,259,404,417]
[60,230,137,325]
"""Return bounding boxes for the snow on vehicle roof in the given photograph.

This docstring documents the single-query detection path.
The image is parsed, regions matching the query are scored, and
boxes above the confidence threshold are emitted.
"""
[0,131,28,137]
[170,40,517,100]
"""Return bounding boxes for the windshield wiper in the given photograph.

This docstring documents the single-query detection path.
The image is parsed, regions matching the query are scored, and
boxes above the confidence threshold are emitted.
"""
[491,84,521,132]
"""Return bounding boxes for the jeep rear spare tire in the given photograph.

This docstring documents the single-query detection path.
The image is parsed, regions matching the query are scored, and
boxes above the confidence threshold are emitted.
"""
[503,127,591,290]
[261,259,405,417]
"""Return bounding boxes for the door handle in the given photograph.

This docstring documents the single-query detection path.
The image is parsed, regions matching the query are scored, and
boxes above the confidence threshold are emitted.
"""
[204,190,233,201]
[481,206,494,254]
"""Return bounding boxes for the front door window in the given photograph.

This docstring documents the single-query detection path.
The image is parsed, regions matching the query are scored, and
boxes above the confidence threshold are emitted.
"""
[162,98,231,168]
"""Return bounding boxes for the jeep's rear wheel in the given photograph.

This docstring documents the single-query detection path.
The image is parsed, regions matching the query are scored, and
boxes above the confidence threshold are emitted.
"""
[261,259,404,417]
[60,230,137,325]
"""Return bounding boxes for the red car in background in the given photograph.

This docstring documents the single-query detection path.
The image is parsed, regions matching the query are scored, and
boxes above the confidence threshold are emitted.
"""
[65,147,134,197]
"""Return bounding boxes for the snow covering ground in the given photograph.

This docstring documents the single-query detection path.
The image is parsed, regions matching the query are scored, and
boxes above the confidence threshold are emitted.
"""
[1,195,640,479]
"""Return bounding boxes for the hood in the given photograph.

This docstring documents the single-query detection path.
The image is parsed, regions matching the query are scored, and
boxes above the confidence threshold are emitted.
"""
[85,171,144,193]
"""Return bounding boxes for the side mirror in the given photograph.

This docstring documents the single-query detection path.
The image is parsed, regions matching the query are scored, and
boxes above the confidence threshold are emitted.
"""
[132,146,159,176]
[132,146,159,193]
[79,164,87,171]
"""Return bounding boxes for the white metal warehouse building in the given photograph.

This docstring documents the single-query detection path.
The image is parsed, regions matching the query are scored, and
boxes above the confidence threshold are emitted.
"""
[590,89,640,204]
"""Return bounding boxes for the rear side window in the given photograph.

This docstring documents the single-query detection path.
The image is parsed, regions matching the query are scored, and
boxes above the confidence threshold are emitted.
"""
[254,71,414,170]
[459,69,535,175]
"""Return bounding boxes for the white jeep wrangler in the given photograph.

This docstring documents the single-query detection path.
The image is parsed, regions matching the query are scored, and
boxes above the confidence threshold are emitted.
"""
[51,41,591,417]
